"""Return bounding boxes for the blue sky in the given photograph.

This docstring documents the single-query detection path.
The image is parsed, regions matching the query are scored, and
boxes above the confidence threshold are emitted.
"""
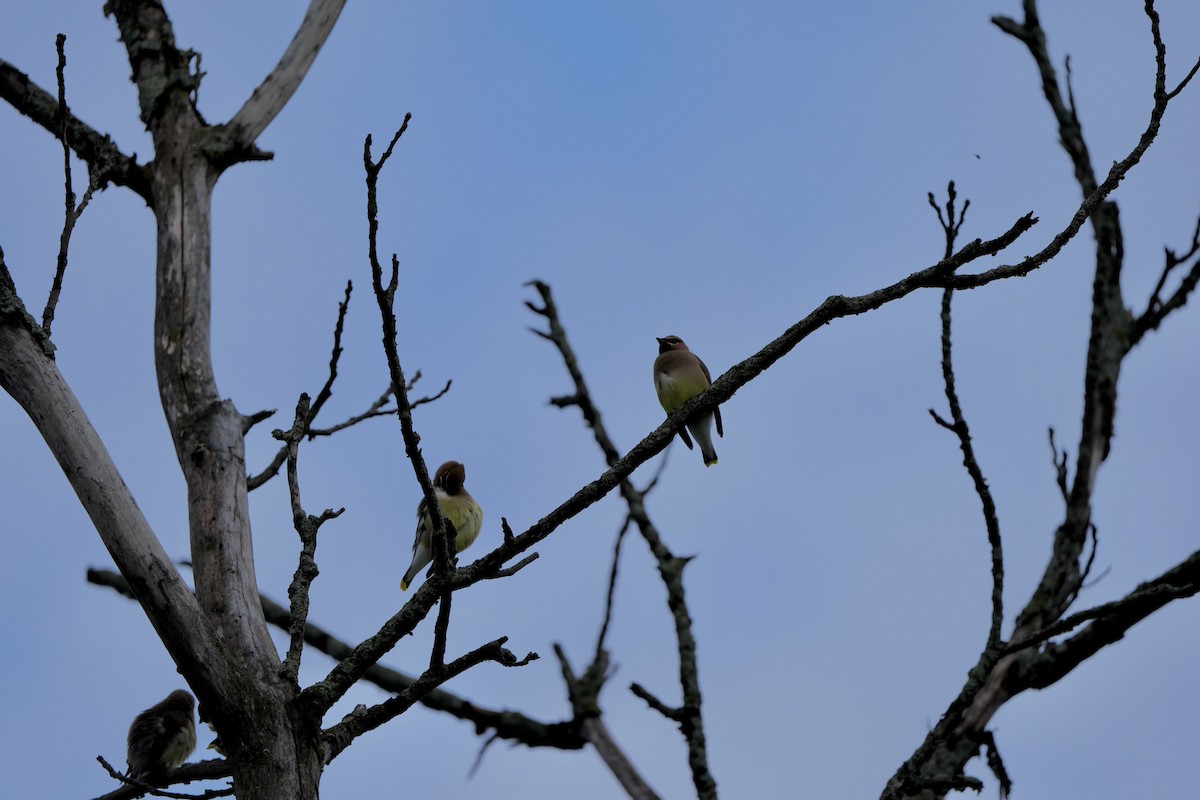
[2,2,1198,798]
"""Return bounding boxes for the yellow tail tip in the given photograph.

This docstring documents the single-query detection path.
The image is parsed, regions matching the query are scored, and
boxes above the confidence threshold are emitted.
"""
[400,580,410,591]
[704,459,718,467]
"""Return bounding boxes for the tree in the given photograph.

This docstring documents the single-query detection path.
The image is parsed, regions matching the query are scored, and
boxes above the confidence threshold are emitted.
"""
[1,2,1198,798]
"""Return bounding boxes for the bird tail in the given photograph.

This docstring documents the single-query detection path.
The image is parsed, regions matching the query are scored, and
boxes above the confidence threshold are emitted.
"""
[400,562,420,592]
[688,415,718,467]
[402,541,431,591]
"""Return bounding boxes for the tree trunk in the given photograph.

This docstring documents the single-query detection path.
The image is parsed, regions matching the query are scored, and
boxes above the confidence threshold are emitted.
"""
[146,88,324,798]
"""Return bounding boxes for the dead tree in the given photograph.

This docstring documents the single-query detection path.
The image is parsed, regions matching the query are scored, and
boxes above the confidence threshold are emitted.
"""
[1,2,1198,799]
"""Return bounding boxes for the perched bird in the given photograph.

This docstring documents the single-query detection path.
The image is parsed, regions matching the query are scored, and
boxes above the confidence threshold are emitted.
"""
[126,689,197,784]
[197,702,223,757]
[653,335,724,467]
[401,460,484,591]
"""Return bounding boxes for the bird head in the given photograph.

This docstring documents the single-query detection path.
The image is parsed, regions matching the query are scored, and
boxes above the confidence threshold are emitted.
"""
[433,461,466,495]
[164,690,195,713]
[656,335,688,354]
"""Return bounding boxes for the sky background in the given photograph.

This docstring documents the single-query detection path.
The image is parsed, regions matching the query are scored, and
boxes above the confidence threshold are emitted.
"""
[2,2,1198,798]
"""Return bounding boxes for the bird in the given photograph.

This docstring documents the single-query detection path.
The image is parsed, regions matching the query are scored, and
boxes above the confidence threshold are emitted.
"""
[653,335,723,466]
[126,689,197,784]
[401,460,483,591]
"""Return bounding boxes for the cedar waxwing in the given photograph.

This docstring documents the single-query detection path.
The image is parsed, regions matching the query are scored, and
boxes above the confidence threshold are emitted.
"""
[126,689,197,783]
[197,702,222,756]
[653,335,723,467]
[401,460,483,591]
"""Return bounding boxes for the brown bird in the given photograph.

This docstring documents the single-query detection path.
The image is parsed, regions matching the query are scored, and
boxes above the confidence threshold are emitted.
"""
[653,335,723,466]
[126,689,197,783]
[401,460,484,591]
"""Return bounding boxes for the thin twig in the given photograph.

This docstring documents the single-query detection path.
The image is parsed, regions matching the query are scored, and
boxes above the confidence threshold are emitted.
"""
[595,516,632,660]
[319,638,536,765]
[276,393,345,684]
[93,755,233,800]
[0,57,150,197]
[1002,551,1200,658]
[1130,213,1200,348]
[245,286,451,492]
[927,182,1005,652]
[1047,427,1069,502]
[43,34,98,338]
[528,279,717,799]
[555,646,662,800]
[361,117,448,564]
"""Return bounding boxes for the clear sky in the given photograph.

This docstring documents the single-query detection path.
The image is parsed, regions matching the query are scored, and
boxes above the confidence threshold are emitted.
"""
[2,2,1198,799]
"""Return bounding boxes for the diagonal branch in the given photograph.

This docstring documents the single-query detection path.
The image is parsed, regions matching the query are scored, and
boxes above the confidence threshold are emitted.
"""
[0,58,150,199]
[319,638,536,765]
[0,320,222,703]
[300,18,1172,726]
[87,567,586,752]
[528,280,716,799]
[1129,214,1200,347]
[300,187,1097,725]
[1005,547,1200,663]
[225,0,347,147]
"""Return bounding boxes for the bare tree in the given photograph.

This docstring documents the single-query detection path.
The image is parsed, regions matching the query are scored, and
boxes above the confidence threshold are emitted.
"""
[1,1,1198,799]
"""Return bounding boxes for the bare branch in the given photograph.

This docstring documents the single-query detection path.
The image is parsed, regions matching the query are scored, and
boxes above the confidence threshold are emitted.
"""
[0,324,220,694]
[360,119,446,547]
[0,57,149,198]
[579,718,663,800]
[301,0,1170,744]
[244,284,449,494]
[529,280,716,798]
[301,118,521,720]
[1004,548,1200,658]
[319,638,537,765]
[302,139,1112,754]
[308,280,353,423]
[595,517,632,659]
[276,393,345,685]
[242,408,277,434]
[1130,214,1200,347]
[88,567,585,752]
[884,3,1199,796]
[629,683,683,722]
[430,577,453,670]
[1165,52,1200,100]
[980,731,1012,800]
[1047,428,1069,503]
[92,755,232,800]
[556,646,662,800]
[927,182,1005,651]
[43,34,99,338]
[226,0,347,146]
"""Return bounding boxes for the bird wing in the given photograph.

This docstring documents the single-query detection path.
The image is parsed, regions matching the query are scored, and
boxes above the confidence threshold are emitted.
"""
[698,356,723,437]
[413,518,427,560]
[127,714,169,776]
